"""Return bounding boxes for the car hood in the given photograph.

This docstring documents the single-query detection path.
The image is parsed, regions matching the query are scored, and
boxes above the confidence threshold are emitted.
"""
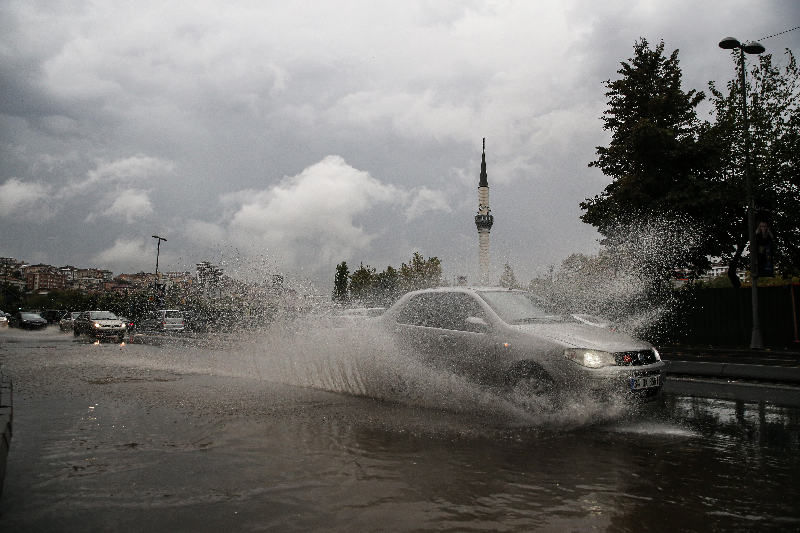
[509,322,651,352]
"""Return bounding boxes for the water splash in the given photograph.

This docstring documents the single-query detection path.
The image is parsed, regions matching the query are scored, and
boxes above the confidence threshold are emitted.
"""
[533,215,706,340]
[220,318,631,428]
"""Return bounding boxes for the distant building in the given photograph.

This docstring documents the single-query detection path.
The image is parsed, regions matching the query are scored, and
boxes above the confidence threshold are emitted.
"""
[26,264,66,291]
[702,262,746,283]
[117,272,156,287]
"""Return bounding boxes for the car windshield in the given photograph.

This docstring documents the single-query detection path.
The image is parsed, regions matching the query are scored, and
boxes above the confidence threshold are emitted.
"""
[477,291,565,325]
[89,311,118,320]
[21,313,43,319]
[164,310,183,319]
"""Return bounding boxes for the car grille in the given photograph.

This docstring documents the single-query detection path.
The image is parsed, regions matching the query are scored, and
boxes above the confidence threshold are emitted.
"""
[613,349,658,366]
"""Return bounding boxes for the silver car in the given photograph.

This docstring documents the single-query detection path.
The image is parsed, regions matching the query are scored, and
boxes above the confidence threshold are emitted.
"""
[73,310,127,341]
[139,309,185,332]
[379,287,664,401]
[59,311,82,331]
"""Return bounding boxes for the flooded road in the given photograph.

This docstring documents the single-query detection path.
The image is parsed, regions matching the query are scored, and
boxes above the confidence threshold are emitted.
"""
[0,327,799,532]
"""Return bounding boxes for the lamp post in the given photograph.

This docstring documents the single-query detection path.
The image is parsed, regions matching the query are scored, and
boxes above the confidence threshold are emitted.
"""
[152,235,167,294]
[719,36,766,349]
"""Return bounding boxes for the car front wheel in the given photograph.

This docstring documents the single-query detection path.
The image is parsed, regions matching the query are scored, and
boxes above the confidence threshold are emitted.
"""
[505,366,559,412]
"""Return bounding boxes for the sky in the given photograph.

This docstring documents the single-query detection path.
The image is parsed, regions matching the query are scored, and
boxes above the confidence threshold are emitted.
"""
[1,0,799,292]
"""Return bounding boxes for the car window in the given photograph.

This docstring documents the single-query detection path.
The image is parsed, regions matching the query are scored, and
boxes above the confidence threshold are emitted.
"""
[164,310,183,319]
[396,293,486,331]
[89,311,118,320]
[442,294,486,331]
[396,294,436,327]
[477,291,562,324]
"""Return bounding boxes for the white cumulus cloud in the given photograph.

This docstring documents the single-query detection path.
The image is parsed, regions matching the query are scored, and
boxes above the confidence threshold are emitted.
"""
[0,178,54,220]
[220,155,404,269]
[405,187,452,221]
[93,238,152,270]
[102,189,154,223]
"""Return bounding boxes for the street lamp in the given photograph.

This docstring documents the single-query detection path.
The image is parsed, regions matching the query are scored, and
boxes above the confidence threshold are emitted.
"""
[152,235,167,284]
[719,36,766,349]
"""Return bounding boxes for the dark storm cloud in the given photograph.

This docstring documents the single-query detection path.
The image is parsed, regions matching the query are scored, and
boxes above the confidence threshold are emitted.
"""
[1,0,798,287]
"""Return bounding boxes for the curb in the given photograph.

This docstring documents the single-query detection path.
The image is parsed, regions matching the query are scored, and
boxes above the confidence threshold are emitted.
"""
[664,360,800,384]
[0,364,12,499]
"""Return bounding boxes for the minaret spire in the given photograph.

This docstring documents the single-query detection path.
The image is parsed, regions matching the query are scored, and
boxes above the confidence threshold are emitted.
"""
[479,138,488,188]
[475,137,494,285]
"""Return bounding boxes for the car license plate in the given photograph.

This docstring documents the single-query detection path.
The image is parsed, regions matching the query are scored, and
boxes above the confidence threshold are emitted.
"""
[630,375,659,390]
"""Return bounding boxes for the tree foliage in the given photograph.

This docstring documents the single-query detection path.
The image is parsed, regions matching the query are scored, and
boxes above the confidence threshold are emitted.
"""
[348,263,376,302]
[398,252,444,292]
[336,253,445,307]
[582,39,800,281]
[499,263,520,289]
[333,261,349,303]
[708,48,800,278]
[581,38,715,276]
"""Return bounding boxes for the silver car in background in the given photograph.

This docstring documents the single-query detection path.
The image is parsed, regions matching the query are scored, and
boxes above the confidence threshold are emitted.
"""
[139,309,185,332]
[59,311,82,331]
[379,287,664,402]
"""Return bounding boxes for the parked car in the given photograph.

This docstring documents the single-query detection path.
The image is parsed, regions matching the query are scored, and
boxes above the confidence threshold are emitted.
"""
[377,287,664,402]
[73,311,127,342]
[138,309,185,332]
[59,311,83,331]
[40,309,63,324]
[8,311,48,330]
[0,312,8,326]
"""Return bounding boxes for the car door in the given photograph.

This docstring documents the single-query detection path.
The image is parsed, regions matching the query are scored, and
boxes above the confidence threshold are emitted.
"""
[428,293,498,384]
[393,293,443,365]
[393,292,497,383]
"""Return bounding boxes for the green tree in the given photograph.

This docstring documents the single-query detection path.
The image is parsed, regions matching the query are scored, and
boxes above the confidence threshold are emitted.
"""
[583,39,800,284]
[333,262,349,303]
[373,265,400,306]
[499,263,519,289]
[581,38,716,277]
[399,253,444,292]
[708,48,800,279]
[349,263,376,303]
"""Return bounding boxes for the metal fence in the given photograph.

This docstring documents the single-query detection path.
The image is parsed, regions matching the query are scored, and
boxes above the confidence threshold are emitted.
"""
[667,284,800,347]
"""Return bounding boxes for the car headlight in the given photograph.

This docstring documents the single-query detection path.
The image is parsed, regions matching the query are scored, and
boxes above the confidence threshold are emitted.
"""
[94,322,101,328]
[653,347,661,361]
[564,348,616,368]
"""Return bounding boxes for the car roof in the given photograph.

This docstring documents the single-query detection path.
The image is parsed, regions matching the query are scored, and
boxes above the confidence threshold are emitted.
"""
[406,286,525,295]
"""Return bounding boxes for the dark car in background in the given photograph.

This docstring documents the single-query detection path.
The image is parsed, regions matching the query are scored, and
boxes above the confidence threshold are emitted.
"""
[377,287,664,403]
[39,310,63,324]
[8,312,48,330]
[73,311,127,342]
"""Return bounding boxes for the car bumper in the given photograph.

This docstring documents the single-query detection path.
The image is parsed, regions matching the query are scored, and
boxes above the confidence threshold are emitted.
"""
[559,361,665,401]
[20,323,48,330]
[90,328,126,337]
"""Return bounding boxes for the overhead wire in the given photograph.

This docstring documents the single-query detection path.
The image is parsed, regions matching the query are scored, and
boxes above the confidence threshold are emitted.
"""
[757,26,800,41]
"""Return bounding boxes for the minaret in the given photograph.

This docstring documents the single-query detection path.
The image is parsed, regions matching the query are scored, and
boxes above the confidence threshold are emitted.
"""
[475,138,493,285]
